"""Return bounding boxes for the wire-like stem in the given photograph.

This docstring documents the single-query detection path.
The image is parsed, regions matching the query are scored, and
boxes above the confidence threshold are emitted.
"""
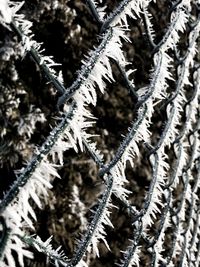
[101,0,133,32]
[99,105,147,176]
[85,0,139,102]
[10,21,66,95]
[115,61,139,102]
[0,1,199,266]
[17,235,69,266]
[141,7,156,48]
[0,101,77,214]
[57,28,113,107]
[85,0,103,25]
[0,217,10,261]
[70,175,113,266]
